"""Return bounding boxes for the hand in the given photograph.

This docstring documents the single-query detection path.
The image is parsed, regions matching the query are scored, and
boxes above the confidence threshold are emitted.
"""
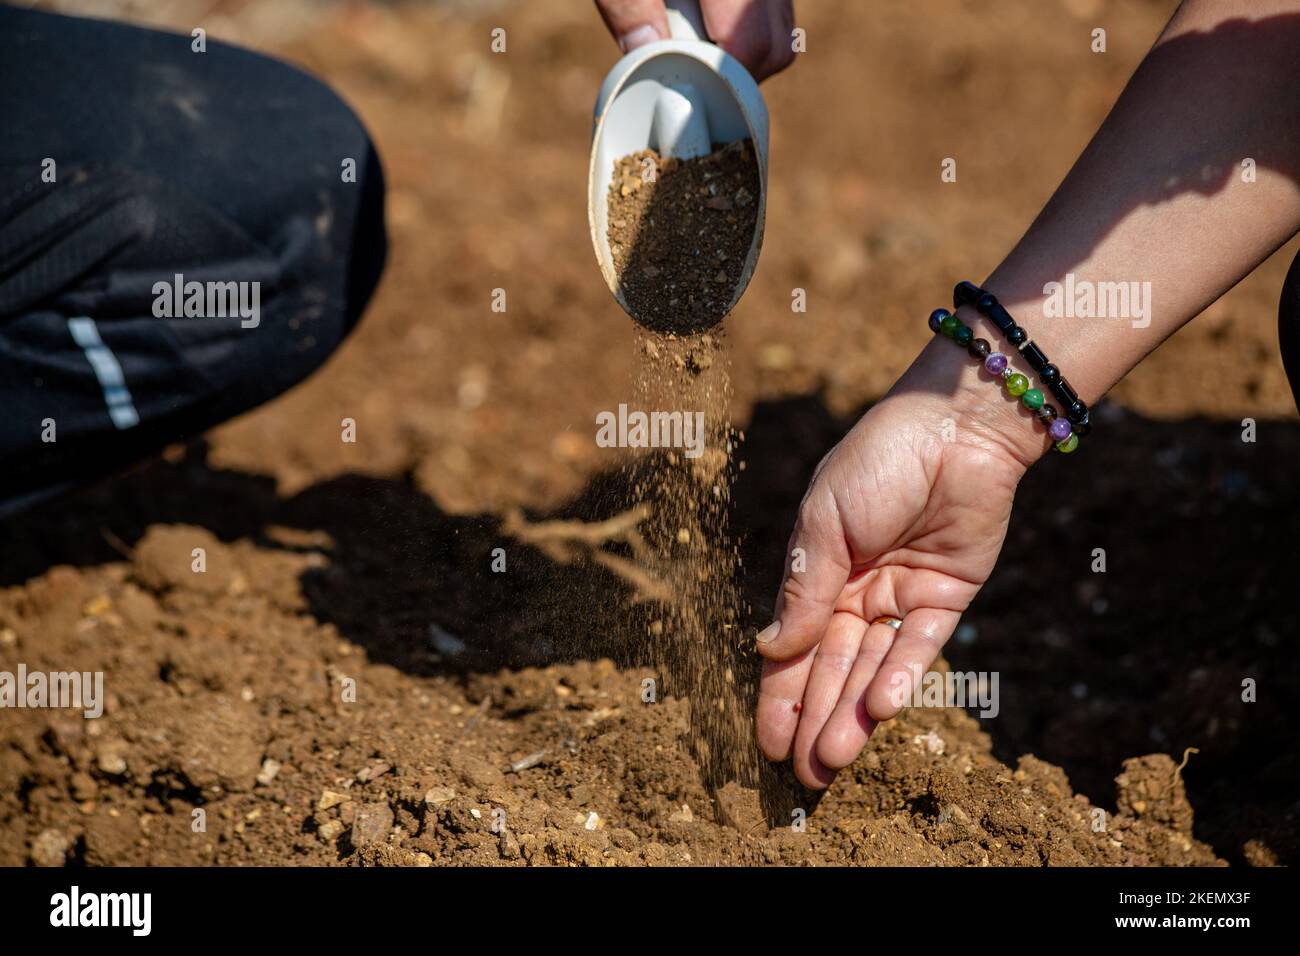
[754,346,1041,789]
[594,0,796,82]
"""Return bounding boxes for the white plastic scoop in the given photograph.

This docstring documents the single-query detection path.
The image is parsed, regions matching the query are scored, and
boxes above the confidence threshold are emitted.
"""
[588,0,769,330]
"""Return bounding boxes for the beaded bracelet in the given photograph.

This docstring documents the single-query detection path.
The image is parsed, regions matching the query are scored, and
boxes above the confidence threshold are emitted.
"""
[953,281,1092,440]
[928,307,1080,454]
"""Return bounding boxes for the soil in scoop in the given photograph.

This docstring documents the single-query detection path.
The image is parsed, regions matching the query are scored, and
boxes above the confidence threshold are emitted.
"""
[607,140,761,335]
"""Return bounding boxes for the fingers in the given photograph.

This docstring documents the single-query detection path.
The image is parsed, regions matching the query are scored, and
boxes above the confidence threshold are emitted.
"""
[864,607,962,722]
[593,0,668,53]
[593,0,797,79]
[789,612,868,789]
[814,619,896,770]
[755,486,851,662]
[755,646,816,761]
[701,0,796,81]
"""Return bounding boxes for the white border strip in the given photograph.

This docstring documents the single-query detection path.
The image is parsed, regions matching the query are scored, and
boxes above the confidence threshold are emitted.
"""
[67,317,140,430]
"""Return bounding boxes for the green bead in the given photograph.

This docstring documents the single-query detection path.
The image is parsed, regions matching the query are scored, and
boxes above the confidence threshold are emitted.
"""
[939,313,960,338]
[1005,372,1029,397]
[954,324,973,346]
[1022,388,1044,411]
[1055,433,1079,454]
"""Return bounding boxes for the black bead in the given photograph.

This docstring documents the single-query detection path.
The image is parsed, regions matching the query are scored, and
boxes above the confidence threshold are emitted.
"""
[968,337,991,360]
[1007,325,1027,347]
[953,281,982,308]
[1052,378,1079,407]
[977,292,998,313]
[1039,363,1060,384]
[1071,410,1091,434]
[986,303,1016,334]
[1066,400,1088,423]
[1035,403,1058,424]
[1021,341,1049,372]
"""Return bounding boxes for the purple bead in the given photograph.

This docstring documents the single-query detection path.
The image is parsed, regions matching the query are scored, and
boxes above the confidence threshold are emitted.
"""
[984,352,1008,376]
[1049,419,1073,442]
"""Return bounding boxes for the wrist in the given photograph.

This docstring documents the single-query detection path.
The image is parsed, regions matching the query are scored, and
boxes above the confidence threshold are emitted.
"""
[891,326,1053,473]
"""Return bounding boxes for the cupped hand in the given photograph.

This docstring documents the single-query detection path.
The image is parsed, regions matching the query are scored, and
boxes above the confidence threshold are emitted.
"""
[755,359,1040,790]
[594,0,796,82]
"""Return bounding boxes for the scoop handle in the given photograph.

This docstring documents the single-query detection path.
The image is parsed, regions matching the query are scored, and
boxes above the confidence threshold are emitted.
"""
[666,0,709,42]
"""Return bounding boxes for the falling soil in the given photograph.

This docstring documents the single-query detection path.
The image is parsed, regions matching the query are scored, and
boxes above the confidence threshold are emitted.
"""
[607,141,762,335]
[625,331,760,808]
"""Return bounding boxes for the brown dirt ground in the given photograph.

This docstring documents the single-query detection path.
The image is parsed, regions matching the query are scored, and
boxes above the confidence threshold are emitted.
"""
[3,0,1296,867]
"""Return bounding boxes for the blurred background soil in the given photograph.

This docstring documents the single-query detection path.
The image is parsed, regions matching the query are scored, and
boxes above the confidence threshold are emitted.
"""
[1,0,1295,866]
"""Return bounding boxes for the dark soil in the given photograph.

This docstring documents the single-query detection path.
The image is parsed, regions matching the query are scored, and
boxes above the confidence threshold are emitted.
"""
[608,141,762,334]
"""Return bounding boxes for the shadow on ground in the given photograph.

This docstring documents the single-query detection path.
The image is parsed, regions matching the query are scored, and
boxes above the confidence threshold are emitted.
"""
[2,393,1296,864]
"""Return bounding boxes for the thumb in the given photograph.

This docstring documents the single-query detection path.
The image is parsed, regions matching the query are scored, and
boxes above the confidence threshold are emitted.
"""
[756,488,851,660]
[593,0,669,53]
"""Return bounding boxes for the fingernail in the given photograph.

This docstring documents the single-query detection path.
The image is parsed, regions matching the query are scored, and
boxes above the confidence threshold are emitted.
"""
[618,23,662,53]
[756,621,781,644]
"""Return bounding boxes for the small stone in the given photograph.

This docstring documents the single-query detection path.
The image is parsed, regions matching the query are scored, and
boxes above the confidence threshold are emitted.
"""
[668,804,694,824]
[913,731,946,755]
[317,789,349,812]
[31,829,70,867]
[357,761,392,783]
[317,819,345,843]
[584,811,601,831]
[96,745,128,776]
[498,829,521,860]
[936,804,971,826]
[350,803,395,847]
[423,786,457,809]
[256,758,281,787]
[508,750,547,773]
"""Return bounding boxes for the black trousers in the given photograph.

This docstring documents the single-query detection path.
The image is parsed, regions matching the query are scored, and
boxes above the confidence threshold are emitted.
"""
[0,7,385,518]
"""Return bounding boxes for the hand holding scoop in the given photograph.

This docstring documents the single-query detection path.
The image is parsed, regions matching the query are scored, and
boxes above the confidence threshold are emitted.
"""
[588,0,769,332]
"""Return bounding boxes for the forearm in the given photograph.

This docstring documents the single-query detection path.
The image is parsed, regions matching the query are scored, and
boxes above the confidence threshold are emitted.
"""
[900,0,1300,464]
